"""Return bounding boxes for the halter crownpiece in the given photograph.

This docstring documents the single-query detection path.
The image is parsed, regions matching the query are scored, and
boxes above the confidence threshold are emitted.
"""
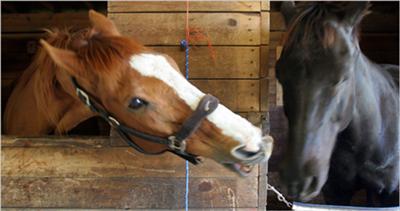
[70,77,219,164]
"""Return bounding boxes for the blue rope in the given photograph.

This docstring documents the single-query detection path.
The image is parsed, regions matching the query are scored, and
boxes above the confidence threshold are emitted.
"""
[180,39,190,211]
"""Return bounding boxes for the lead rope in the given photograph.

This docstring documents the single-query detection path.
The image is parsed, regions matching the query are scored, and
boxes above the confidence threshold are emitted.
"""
[181,0,190,210]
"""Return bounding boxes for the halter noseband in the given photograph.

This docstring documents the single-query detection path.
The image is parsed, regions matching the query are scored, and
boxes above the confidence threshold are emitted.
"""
[70,77,219,165]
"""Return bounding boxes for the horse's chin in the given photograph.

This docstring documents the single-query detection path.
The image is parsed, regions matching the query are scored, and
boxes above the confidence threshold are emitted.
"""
[223,163,256,177]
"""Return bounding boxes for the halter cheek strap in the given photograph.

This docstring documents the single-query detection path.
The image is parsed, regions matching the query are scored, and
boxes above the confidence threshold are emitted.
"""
[71,77,219,165]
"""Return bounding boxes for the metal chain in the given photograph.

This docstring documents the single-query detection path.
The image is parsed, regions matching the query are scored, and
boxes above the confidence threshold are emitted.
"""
[267,183,293,208]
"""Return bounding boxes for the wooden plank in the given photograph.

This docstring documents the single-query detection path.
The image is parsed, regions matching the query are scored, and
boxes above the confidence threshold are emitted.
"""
[258,161,268,211]
[192,80,259,112]
[1,146,258,178]
[2,35,260,78]
[260,12,270,45]
[1,12,90,33]
[154,46,260,79]
[108,1,261,12]
[269,31,284,48]
[2,177,258,209]
[270,12,285,31]
[260,45,269,78]
[259,78,269,112]
[108,13,260,45]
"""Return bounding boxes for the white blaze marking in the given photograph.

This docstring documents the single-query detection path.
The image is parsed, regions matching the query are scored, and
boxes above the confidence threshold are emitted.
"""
[130,54,261,152]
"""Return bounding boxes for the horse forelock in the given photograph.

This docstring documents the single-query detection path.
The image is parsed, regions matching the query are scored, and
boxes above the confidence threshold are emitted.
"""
[282,2,370,52]
[29,27,145,127]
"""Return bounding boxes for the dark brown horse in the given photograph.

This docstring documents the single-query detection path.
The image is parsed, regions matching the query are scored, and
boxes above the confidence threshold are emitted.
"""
[277,2,399,206]
[4,10,273,175]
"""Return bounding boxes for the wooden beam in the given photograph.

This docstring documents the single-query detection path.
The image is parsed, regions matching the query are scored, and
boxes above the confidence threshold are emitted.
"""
[260,12,270,45]
[2,177,258,208]
[108,1,261,12]
[192,80,260,112]
[108,13,260,45]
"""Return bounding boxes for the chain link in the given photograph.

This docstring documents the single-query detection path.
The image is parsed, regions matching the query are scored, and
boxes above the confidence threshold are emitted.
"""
[267,183,293,209]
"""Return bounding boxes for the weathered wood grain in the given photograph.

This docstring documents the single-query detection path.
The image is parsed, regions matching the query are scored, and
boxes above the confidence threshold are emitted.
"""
[261,0,270,11]
[1,146,258,178]
[154,46,260,79]
[259,78,269,112]
[2,177,258,209]
[260,12,270,45]
[192,80,259,112]
[260,45,269,78]
[108,1,261,12]
[108,13,260,45]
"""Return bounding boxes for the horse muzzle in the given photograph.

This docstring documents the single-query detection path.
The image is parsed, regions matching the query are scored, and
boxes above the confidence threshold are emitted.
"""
[224,135,273,176]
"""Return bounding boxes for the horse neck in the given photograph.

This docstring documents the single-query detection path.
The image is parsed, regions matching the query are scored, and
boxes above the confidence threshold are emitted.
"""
[348,52,399,147]
[4,51,78,135]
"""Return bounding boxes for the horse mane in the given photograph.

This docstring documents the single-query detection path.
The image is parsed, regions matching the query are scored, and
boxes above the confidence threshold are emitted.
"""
[282,2,371,50]
[18,27,144,126]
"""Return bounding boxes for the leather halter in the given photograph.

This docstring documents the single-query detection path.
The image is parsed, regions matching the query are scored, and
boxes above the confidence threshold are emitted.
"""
[70,77,219,164]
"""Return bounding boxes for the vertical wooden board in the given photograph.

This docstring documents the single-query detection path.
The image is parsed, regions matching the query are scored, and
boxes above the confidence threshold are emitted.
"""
[276,46,283,60]
[260,45,269,78]
[1,147,257,178]
[269,31,284,49]
[260,78,269,112]
[108,13,260,45]
[153,46,260,79]
[276,82,283,106]
[261,12,270,45]
[1,12,90,32]
[2,177,258,209]
[258,161,268,210]
[191,80,259,112]
[108,1,261,12]
[261,0,270,11]
[270,12,286,31]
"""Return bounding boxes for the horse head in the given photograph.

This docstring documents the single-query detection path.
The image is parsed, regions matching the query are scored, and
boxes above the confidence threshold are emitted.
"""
[277,2,370,201]
[39,10,272,175]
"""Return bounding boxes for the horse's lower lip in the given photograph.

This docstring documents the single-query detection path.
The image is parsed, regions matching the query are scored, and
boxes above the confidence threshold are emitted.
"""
[223,163,255,176]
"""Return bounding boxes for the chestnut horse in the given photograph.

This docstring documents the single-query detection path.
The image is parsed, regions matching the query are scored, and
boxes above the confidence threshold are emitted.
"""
[4,10,272,175]
[277,2,399,206]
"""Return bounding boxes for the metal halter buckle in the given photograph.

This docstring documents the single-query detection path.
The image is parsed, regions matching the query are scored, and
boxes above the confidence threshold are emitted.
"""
[168,136,186,152]
[76,88,91,107]
[108,116,121,127]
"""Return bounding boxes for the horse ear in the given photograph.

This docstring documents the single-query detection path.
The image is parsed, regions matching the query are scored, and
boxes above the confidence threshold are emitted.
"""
[280,2,297,26]
[341,2,370,26]
[40,39,84,76]
[88,10,120,36]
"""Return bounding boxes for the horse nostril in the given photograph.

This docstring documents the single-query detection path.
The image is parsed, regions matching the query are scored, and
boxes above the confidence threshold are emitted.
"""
[231,145,263,160]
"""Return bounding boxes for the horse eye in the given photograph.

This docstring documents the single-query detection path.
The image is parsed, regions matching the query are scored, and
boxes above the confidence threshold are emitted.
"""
[129,97,148,109]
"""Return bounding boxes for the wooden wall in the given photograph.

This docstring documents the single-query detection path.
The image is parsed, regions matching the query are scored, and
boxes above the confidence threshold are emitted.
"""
[108,1,271,115]
[2,136,262,209]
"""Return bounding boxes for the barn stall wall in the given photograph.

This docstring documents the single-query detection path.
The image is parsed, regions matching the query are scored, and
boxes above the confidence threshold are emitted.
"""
[1,1,272,210]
